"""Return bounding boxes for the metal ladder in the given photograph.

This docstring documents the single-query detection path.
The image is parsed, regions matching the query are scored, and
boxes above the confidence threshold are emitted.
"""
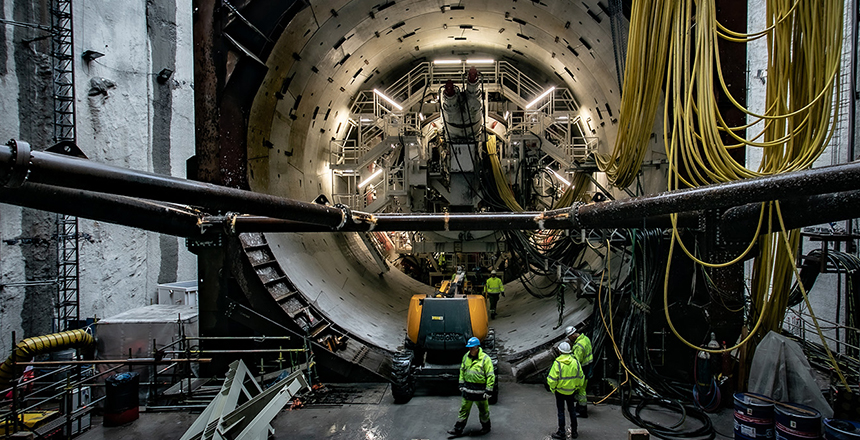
[51,0,80,332]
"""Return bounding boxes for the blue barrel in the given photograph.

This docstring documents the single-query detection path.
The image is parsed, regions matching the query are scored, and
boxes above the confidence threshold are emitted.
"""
[824,419,860,440]
[775,403,821,440]
[735,393,775,440]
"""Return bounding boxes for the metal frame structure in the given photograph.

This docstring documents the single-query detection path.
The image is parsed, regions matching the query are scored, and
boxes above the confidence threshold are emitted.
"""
[331,61,598,213]
[179,360,308,440]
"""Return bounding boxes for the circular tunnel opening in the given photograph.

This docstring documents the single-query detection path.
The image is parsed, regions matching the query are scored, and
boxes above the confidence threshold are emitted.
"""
[238,0,625,377]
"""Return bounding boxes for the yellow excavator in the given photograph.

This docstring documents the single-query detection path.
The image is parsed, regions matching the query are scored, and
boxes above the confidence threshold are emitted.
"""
[390,278,498,404]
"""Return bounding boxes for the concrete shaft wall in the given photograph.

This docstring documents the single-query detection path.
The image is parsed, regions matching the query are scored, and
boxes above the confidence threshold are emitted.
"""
[0,0,196,356]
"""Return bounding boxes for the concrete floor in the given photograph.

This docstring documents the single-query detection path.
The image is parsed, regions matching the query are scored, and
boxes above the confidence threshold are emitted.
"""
[78,381,735,440]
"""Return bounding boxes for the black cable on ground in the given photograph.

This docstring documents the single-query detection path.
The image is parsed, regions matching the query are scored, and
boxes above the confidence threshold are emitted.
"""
[594,228,716,440]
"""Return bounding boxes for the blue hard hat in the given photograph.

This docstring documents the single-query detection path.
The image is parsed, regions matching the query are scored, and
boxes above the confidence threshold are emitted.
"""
[466,337,481,347]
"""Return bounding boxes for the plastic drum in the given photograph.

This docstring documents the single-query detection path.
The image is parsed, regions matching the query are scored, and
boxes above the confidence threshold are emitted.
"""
[824,419,860,440]
[105,372,139,412]
[735,392,775,440]
[775,402,821,440]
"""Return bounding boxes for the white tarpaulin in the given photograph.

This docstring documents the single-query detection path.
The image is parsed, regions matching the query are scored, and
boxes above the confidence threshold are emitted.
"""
[96,304,198,377]
[748,331,833,418]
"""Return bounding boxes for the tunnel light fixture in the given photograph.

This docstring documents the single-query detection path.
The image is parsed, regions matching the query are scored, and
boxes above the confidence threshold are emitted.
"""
[418,112,425,121]
[359,168,383,188]
[526,87,556,109]
[373,89,403,111]
[504,111,510,120]
[547,168,571,187]
[466,59,494,64]
[433,59,463,65]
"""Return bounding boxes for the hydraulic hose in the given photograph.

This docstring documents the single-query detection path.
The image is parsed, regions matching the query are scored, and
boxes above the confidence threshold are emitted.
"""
[0,329,94,386]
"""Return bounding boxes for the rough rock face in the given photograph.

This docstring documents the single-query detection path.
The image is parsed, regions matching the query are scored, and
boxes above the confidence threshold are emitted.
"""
[0,0,196,357]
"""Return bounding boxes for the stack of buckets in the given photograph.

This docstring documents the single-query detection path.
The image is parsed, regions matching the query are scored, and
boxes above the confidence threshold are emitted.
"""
[734,393,776,440]
[104,372,140,427]
[734,393,824,440]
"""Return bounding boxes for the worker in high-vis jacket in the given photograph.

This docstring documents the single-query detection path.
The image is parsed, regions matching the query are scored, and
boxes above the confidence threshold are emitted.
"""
[565,325,593,417]
[547,341,584,439]
[484,270,505,319]
[447,337,495,436]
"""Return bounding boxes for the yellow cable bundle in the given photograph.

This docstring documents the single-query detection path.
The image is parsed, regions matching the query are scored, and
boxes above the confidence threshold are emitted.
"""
[606,0,842,190]
[596,1,677,188]
[486,135,524,212]
[643,1,850,392]
[552,172,592,209]
[663,0,843,189]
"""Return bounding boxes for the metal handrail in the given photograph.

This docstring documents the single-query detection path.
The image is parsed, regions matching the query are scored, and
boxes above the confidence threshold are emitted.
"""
[334,60,595,202]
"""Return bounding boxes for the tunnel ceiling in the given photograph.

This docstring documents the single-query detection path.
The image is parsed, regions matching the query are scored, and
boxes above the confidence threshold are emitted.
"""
[246,0,622,197]
[235,0,619,369]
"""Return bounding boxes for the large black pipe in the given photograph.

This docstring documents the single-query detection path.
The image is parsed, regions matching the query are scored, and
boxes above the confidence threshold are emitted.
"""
[577,161,860,228]
[0,182,204,237]
[0,142,346,228]
[1,181,856,239]
[2,141,860,233]
[721,190,860,241]
[211,188,860,234]
[213,209,577,232]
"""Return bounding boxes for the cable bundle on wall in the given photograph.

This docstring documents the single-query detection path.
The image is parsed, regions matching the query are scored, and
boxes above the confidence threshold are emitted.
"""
[604,0,843,188]
[596,1,676,188]
[664,0,843,188]
[597,0,848,391]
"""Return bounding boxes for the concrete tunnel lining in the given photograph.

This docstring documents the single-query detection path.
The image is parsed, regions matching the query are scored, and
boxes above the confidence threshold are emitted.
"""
[242,0,624,362]
[264,232,593,354]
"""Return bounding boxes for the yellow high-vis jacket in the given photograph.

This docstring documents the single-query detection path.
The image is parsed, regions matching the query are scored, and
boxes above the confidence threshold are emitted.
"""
[459,348,495,400]
[484,276,504,294]
[547,353,584,395]
[572,333,593,366]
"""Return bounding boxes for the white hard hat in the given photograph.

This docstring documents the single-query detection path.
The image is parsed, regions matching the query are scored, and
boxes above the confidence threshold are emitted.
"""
[558,341,572,354]
[491,269,497,275]
[564,326,576,337]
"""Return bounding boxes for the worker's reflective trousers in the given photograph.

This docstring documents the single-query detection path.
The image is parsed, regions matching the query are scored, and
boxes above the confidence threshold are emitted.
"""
[457,397,490,423]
